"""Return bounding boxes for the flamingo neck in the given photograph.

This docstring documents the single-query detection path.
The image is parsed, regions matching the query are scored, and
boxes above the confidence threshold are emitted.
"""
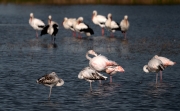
[143,65,149,73]
[86,52,92,60]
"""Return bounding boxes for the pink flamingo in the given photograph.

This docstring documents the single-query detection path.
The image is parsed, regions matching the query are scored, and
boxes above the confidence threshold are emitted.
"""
[86,50,125,83]
[105,65,125,83]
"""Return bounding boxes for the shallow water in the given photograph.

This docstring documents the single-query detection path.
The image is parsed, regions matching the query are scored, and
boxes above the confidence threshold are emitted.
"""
[0,4,180,111]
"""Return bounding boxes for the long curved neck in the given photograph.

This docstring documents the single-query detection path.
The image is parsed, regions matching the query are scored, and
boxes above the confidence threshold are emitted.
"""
[143,65,149,73]
[86,52,92,60]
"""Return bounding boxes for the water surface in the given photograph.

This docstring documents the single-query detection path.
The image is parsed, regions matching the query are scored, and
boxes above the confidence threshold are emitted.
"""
[0,4,180,111]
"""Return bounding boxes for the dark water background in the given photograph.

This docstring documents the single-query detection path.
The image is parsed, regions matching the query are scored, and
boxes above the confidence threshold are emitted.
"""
[0,4,180,111]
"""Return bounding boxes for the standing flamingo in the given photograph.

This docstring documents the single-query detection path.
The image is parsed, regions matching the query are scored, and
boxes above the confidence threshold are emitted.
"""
[143,57,165,84]
[40,15,59,44]
[120,15,130,39]
[105,65,125,83]
[153,55,176,82]
[92,10,107,36]
[29,13,45,38]
[63,17,76,37]
[37,72,64,99]
[86,50,118,72]
[105,13,121,37]
[78,67,108,92]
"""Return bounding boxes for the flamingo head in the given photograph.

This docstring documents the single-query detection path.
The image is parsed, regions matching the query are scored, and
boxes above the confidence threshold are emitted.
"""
[124,15,128,20]
[88,50,98,56]
[143,65,149,73]
[105,65,125,74]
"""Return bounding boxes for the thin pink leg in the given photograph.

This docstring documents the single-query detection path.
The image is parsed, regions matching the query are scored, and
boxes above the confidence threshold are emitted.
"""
[160,71,163,83]
[101,28,104,36]
[156,73,158,84]
[110,76,112,83]
[124,32,126,39]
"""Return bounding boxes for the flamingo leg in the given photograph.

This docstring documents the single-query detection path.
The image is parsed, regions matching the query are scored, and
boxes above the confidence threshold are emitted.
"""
[160,71,163,83]
[49,86,52,99]
[101,28,104,36]
[110,75,113,83]
[90,82,92,92]
[99,80,102,85]
[156,73,158,84]
[124,32,126,40]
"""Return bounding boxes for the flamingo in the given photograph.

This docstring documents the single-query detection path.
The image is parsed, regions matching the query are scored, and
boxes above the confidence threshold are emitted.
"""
[105,13,121,37]
[143,57,165,84]
[92,10,107,36]
[105,65,125,83]
[73,17,94,38]
[78,67,108,92]
[153,55,176,82]
[86,50,120,72]
[63,17,76,37]
[40,15,59,44]
[120,15,130,39]
[29,13,45,38]
[37,72,64,99]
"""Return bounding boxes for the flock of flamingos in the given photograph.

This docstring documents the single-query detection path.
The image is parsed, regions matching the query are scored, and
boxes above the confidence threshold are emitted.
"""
[29,10,176,99]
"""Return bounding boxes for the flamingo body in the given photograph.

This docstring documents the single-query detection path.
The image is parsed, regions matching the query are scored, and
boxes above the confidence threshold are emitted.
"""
[78,67,107,91]
[37,72,64,98]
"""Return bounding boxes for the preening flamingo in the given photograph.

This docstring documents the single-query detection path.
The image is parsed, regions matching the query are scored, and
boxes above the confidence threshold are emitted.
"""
[143,57,165,84]
[78,67,108,92]
[37,72,64,99]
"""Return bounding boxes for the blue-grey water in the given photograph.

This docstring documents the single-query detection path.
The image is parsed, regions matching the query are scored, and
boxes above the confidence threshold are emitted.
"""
[0,4,180,111]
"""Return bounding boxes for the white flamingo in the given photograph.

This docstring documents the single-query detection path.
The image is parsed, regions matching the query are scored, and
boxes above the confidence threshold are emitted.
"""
[143,57,165,84]
[63,17,76,37]
[105,13,121,37]
[73,17,94,38]
[29,13,45,38]
[40,15,59,44]
[78,67,107,91]
[120,15,130,39]
[92,10,107,36]
[153,55,176,82]
[37,72,64,99]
